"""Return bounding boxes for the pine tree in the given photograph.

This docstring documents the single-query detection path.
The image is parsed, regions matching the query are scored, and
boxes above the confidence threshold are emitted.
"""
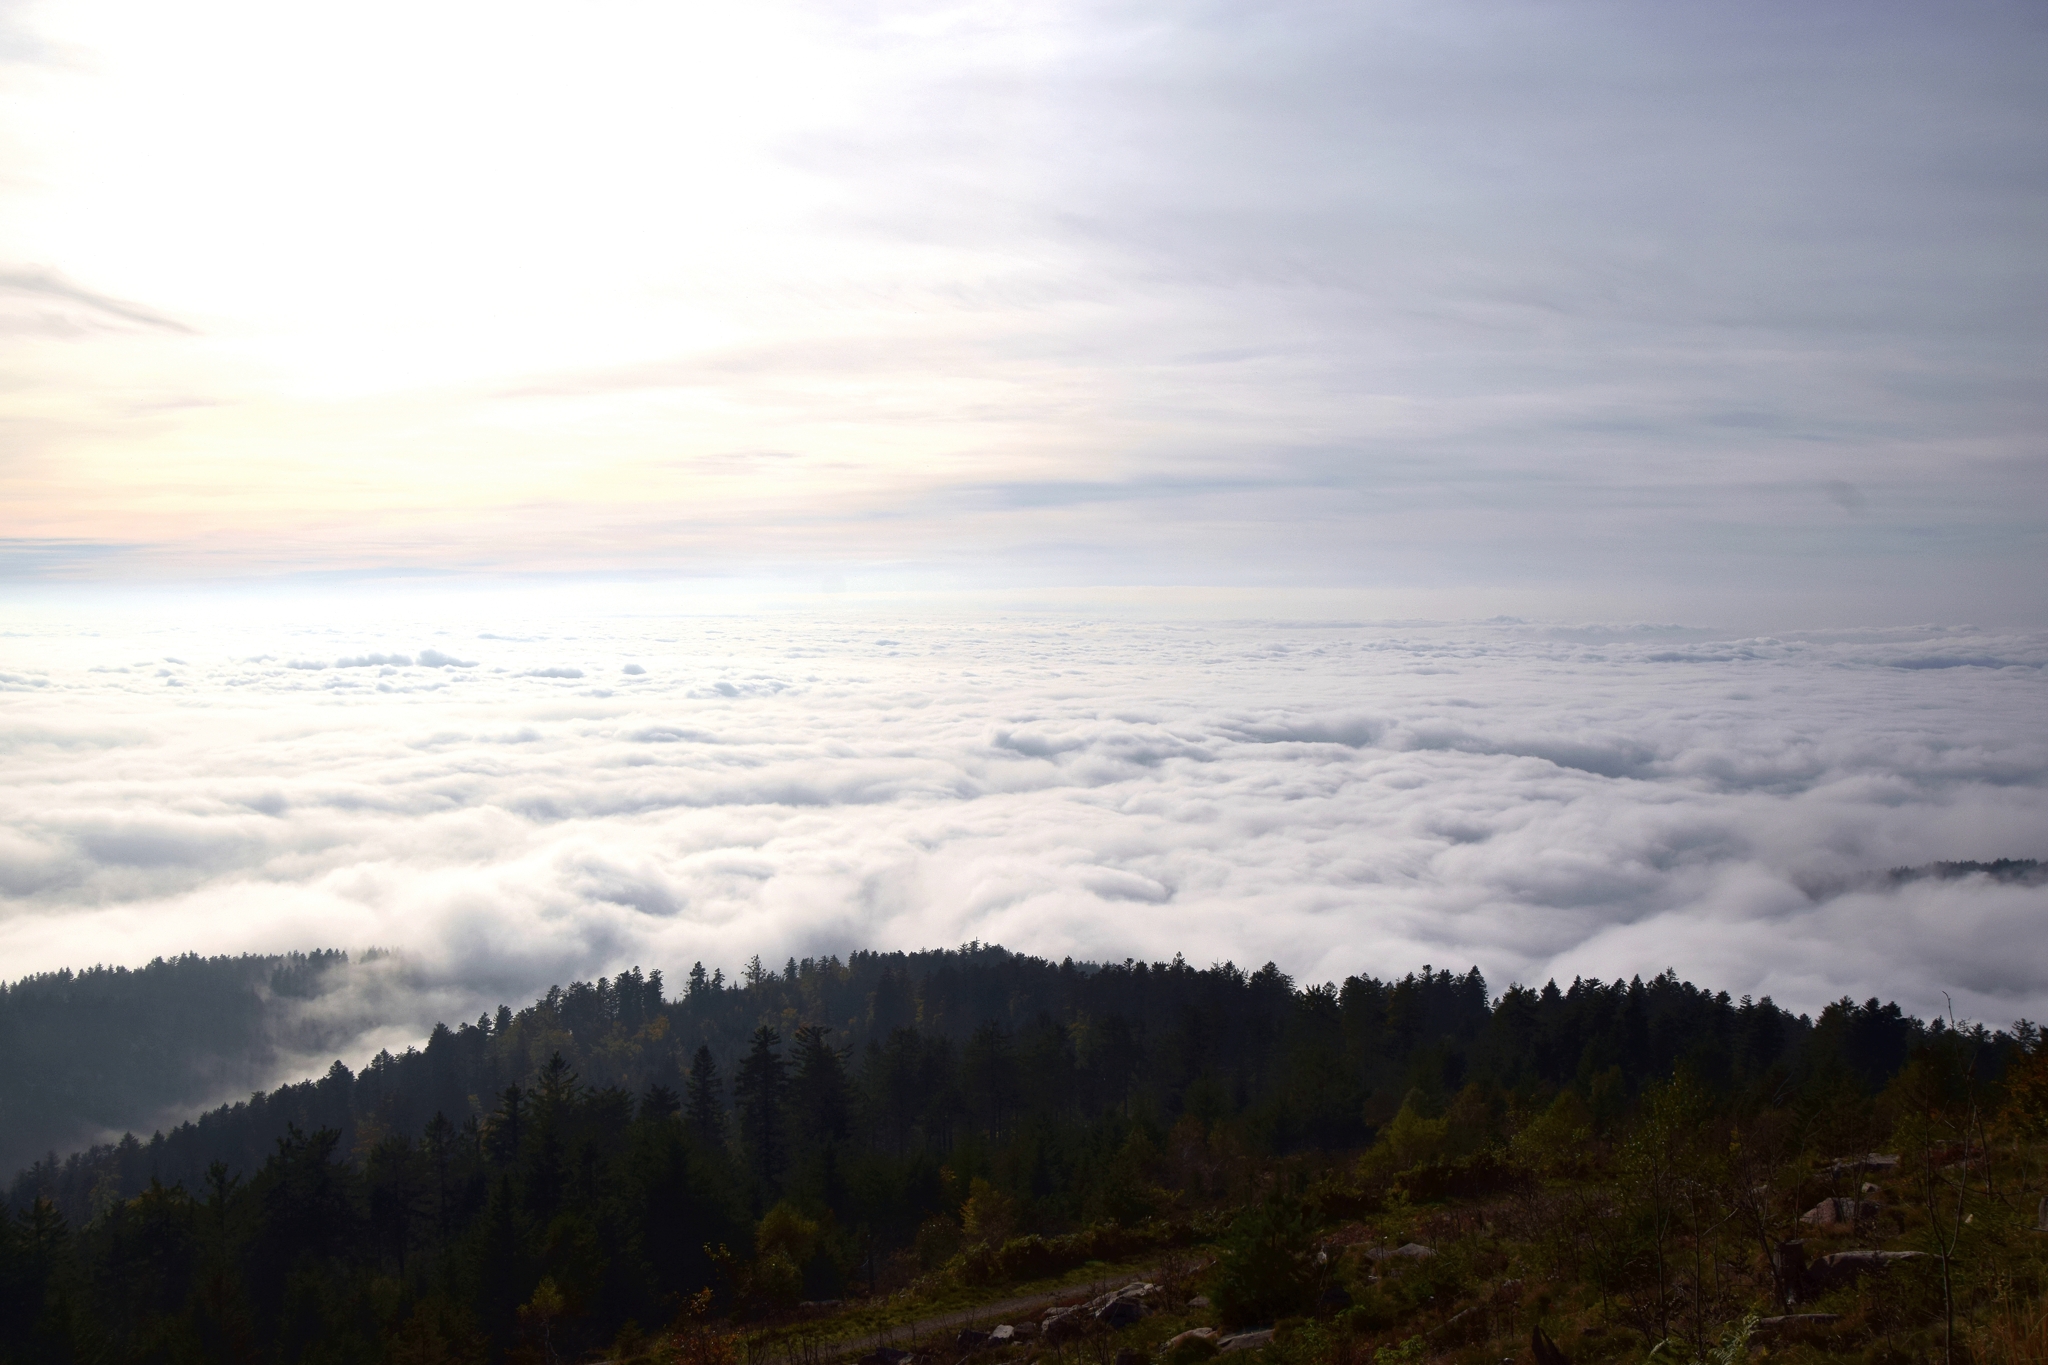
[733,1026,787,1198]
[686,1045,725,1148]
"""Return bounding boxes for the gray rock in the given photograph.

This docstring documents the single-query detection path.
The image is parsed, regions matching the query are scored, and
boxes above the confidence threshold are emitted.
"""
[1096,1298,1146,1329]
[1168,1329,1220,1350]
[1187,1295,1212,1310]
[1366,1243,1436,1261]
[1041,1307,1083,1342]
[988,1325,1016,1343]
[1799,1197,1878,1227]
[1218,1330,1275,1354]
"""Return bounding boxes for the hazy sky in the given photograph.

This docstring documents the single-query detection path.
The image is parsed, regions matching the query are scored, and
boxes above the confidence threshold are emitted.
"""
[3,0,2044,620]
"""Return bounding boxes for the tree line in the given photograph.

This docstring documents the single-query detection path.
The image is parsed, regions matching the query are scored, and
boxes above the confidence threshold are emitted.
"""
[1,942,2024,1364]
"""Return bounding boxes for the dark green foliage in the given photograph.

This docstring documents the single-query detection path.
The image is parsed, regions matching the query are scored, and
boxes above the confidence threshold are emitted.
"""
[1393,1150,1535,1203]
[1211,1196,1321,1326]
[2,942,2022,1365]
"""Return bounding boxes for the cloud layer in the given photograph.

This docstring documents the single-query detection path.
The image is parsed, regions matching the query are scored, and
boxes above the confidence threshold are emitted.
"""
[3,599,2044,1061]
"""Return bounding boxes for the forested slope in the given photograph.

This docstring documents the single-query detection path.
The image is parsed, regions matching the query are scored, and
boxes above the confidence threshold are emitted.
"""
[10,945,1852,1222]
[0,950,354,1174]
[2,943,2024,1365]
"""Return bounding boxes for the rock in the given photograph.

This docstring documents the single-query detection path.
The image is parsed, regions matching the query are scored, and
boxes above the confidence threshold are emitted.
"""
[2038,1195,2048,1232]
[1187,1296,1212,1310]
[1799,1197,1878,1228]
[1807,1250,1930,1289]
[958,1330,990,1351]
[1096,1298,1146,1329]
[1013,1323,1039,1340]
[1218,1329,1275,1354]
[988,1326,1016,1344]
[1168,1329,1221,1350]
[1041,1308,1083,1342]
[1862,1183,1883,1196]
[1755,1315,1841,1333]
[1367,1243,1435,1261]
[1826,1154,1901,1180]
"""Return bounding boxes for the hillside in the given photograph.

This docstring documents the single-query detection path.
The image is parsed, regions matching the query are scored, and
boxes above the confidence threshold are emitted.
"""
[5,942,2036,1364]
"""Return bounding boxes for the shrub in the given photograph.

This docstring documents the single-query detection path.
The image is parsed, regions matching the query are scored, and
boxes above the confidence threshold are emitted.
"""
[1393,1151,1534,1204]
[1211,1200,1320,1327]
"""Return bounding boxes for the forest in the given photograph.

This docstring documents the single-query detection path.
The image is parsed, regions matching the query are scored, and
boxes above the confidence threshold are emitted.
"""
[2,942,2040,1365]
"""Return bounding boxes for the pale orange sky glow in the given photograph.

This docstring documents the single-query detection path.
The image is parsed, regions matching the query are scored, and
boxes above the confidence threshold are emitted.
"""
[2,0,2044,618]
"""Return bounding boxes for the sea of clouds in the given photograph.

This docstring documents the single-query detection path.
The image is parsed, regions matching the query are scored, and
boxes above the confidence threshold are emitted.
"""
[3,600,2046,1071]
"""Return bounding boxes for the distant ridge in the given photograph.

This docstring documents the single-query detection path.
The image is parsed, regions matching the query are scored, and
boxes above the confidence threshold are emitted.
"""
[1883,857,2045,887]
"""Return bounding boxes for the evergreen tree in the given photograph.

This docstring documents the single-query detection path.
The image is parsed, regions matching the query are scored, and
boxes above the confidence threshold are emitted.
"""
[686,1044,725,1148]
[734,1027,788,1199]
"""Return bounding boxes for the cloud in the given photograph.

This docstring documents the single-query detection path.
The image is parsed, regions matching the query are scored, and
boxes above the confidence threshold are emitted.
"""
[0,265,196,334]
[0,606,2041,1068]
[0,3,2042,619]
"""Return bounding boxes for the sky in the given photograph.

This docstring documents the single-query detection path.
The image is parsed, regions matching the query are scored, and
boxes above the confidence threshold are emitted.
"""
[1,1,2046,1094]
[1,0,2043,620]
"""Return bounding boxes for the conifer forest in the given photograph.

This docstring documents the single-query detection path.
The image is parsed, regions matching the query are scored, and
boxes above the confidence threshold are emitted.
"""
[3,945,2045,1365]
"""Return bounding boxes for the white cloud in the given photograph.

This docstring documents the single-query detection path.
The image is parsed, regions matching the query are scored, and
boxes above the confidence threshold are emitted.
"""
[0,601,2042,1059]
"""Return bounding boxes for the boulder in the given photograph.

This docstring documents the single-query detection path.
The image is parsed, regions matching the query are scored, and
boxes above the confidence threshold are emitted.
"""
[1187,1295,1213,1310]
[1826,1154,1900,1180]
[1041,1307,1083,1342]
[1096,1298,1146,1329]
[1799,1197,1878,1228]
[988,1326,1016,1344]
[1218,1329,1275,1354]
[1367,1243,1435,1261]
[1168,1329,1221,1350]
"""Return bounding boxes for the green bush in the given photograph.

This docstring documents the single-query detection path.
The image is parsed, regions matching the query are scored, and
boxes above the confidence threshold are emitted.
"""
[955,1217,1203,1286]
[1392,1150,1533,1204]
[1210,1200,1320,1327]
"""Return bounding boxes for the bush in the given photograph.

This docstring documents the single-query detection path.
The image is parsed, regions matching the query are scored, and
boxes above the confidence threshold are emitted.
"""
[954,1217,1204,1286]
[1392,1151,1533,1204]
[1210,1200,1320,1328]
